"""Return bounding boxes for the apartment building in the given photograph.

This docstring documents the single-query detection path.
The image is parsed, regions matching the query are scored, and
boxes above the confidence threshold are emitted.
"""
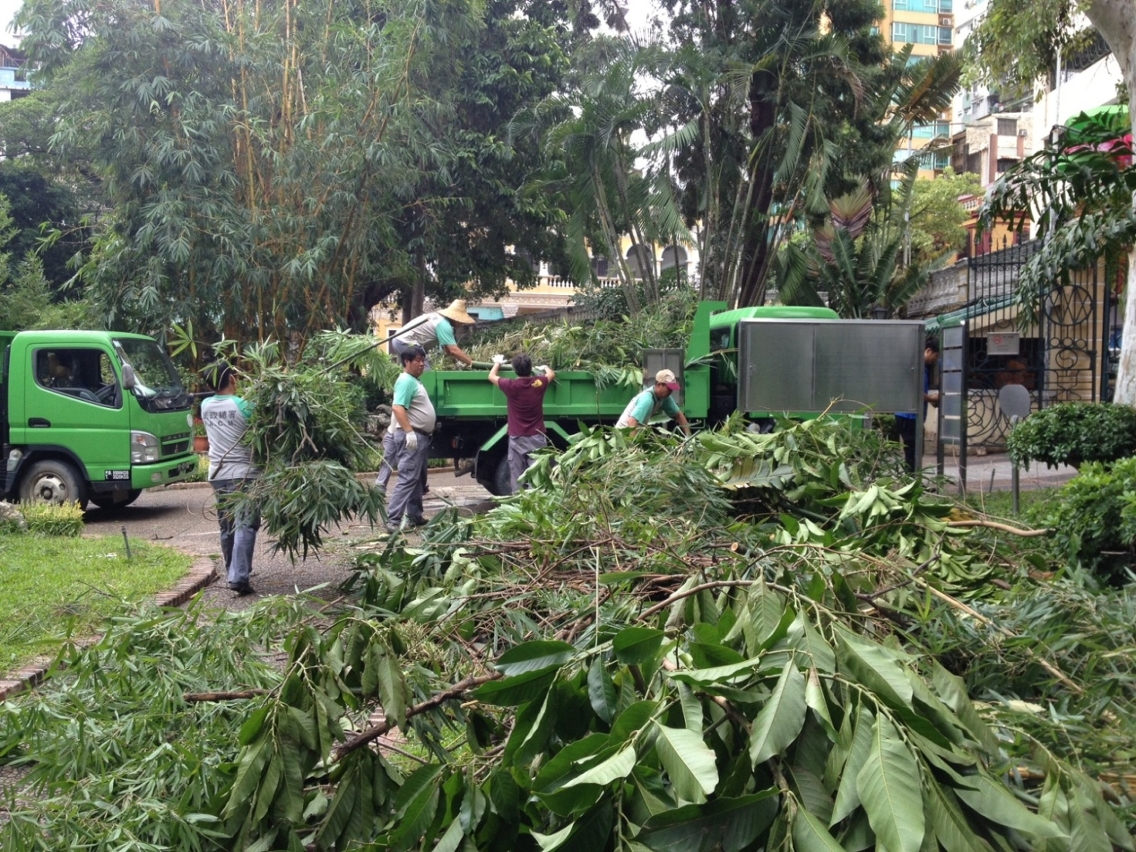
[880,0,956,176]
[0,45,30,102]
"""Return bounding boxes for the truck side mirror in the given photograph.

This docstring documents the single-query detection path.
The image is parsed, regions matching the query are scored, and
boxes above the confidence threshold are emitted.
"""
[121,364,136,390]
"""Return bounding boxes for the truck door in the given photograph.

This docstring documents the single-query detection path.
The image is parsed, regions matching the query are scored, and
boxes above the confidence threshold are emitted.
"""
[24,346,127,481]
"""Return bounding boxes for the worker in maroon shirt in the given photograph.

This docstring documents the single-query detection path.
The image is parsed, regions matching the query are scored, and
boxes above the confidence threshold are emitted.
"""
[488,353,557,494]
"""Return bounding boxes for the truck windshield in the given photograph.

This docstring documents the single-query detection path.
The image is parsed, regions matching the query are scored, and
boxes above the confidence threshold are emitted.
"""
[114,338,192,411]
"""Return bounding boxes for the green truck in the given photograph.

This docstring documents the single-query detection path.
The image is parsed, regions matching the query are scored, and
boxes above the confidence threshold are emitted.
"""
[419,301,842,495]
[1,329,201,509]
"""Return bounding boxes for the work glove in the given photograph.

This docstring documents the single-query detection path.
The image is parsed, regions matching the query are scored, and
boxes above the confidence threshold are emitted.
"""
[403,430,419,452]
[536,365,550,374]
[492,354,506,365]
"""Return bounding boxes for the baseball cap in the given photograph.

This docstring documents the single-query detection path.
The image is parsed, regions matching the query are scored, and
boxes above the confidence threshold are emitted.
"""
[655,369,681,391]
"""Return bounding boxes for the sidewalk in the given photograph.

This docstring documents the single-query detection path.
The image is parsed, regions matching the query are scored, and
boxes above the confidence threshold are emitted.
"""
[931,451,1079,494]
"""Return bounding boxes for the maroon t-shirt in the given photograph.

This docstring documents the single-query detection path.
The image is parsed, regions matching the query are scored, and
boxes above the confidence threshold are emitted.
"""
[497,375,551,437]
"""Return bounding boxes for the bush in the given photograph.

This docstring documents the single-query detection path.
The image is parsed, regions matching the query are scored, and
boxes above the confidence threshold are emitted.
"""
[18,500,86,537]
[1044,456,1136,584]
[1006,401,1136,468]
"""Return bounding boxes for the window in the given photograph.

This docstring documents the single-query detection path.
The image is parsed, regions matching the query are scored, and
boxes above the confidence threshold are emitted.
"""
[894,0,951,12]
[34,348,121,407]
[891,22,952,44]
[591,255,609,278]
[626,244,654,279]
[910,120,951,139]
[996,118,1017,136]
[929,151,950,169]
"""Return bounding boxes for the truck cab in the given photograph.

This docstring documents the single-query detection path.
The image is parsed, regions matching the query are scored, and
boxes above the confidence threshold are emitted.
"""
[1,330,199,509]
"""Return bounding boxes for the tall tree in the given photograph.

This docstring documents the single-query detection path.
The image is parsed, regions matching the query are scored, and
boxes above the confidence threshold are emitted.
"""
[15,0,571,349]
[657,0,957,308]
[967,0,1136,405]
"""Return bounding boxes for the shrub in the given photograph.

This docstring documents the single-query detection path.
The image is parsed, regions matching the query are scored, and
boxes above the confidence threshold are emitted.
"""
[1044,456,1136,584]
[19,500,86,537]
[1006,401,1136,468]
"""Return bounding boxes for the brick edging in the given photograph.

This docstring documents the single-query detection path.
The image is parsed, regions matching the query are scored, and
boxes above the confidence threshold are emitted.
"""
[0,555,218,703]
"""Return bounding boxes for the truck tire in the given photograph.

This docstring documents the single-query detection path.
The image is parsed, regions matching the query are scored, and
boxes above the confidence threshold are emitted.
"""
[19,459,89,510]
[90,489,142,510]
[493,455,513,497]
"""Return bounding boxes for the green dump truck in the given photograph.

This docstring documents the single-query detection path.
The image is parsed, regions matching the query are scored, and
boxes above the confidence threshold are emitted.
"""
[1,329,200,509]
[419,301,843,495]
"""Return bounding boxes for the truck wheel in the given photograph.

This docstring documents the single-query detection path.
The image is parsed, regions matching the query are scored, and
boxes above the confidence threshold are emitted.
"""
[19,460,88,510]
[90,489,142,510]
[493,455,513,497]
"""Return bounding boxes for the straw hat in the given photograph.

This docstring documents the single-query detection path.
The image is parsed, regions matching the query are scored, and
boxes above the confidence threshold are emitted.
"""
[437,299,476,325]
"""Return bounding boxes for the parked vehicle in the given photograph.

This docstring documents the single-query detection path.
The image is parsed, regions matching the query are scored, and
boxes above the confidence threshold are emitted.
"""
[1,330,200,509]
[419,301,844,495]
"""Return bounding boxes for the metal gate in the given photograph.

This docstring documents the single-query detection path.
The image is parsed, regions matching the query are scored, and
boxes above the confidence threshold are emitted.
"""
[940,238,1115,468]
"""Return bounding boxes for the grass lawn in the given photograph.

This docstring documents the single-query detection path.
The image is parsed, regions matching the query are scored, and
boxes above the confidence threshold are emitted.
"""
[962,485,1061,525]
[0,533,192,674]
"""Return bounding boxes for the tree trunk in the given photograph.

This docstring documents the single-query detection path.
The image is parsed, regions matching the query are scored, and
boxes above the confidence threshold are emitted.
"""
[1082,0,1136,405]
[736,68,778,307]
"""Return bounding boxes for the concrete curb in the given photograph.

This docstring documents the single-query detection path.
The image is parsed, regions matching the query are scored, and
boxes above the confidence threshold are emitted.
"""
[0,554,218,703]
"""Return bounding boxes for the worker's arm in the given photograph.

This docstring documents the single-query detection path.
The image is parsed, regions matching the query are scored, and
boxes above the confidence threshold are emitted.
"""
[538,365,556,383]
[488,361,502,386]
[392,404,413,433]
[675,411,691,436]
[442,343,474,367]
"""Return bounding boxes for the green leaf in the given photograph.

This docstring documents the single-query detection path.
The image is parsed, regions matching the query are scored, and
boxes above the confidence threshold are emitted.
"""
[792,804,846,852]
[472,667,558,707]
[611,700,658,742]
[654,724,719,804]
[587,658,617,724]
[667,656,762,687]
[835,627,913,709]
[431,818,464,852]
[748,662,807,765]
[804,668,836,737]
[560,744,638,789]
[238,706,270,746]
[494,640,576,676]
[855,713,924,852]
[375,648,408,731]
[784,611,837,673]
[613,627,665,665]
[927,782,990,852]
[637,792,780,852]
[955,774,1066,841]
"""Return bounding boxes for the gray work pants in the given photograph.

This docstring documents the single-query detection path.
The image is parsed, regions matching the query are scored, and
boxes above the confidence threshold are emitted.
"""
[211,479,260,586]
[387,430,431,527]
[507,433,547,494]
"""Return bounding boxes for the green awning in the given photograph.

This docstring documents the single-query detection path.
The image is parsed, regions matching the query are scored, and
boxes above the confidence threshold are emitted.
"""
[923,293,1018,333]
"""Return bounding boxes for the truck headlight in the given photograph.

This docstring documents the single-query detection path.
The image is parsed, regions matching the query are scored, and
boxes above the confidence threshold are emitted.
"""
[130,431,160,464]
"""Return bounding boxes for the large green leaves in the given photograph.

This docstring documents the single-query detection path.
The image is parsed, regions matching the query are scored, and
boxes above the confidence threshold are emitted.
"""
[748,661,807,765]
[654,724,719,804]
[855,714,924,852]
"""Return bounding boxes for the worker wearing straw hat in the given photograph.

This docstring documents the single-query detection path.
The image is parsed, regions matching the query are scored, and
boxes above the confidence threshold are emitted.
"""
[390,299,477,368]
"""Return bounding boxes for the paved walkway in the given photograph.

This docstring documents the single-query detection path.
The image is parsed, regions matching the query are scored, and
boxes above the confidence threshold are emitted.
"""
[931,451,1079,494]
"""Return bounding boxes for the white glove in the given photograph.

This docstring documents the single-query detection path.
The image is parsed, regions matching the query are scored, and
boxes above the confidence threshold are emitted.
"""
[403,430,419,452]
[536,365,550,374]
[492,354,506,365]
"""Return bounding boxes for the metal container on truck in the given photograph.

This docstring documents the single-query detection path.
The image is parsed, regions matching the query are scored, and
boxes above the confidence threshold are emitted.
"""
[1,330,200,509]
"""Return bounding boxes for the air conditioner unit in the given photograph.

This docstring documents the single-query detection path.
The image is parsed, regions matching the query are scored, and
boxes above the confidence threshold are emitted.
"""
[939,15,953,26]
[1019,129,1028,137]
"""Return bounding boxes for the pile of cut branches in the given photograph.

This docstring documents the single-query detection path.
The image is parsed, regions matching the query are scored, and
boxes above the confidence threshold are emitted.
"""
[3,418,1133,850]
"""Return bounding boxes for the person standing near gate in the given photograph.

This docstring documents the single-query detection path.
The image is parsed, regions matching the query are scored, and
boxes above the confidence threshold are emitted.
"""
[201,361,260,596]
[385,344,435,532]
[389,299,477,368]
[488,353,556,493]
[896,337,940,472]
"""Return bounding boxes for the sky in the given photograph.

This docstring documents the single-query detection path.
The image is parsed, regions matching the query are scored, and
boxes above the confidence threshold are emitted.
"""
[0,0,20,45]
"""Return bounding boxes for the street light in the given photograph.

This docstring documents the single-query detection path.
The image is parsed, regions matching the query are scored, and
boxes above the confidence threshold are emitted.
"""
[870,304,890,320]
